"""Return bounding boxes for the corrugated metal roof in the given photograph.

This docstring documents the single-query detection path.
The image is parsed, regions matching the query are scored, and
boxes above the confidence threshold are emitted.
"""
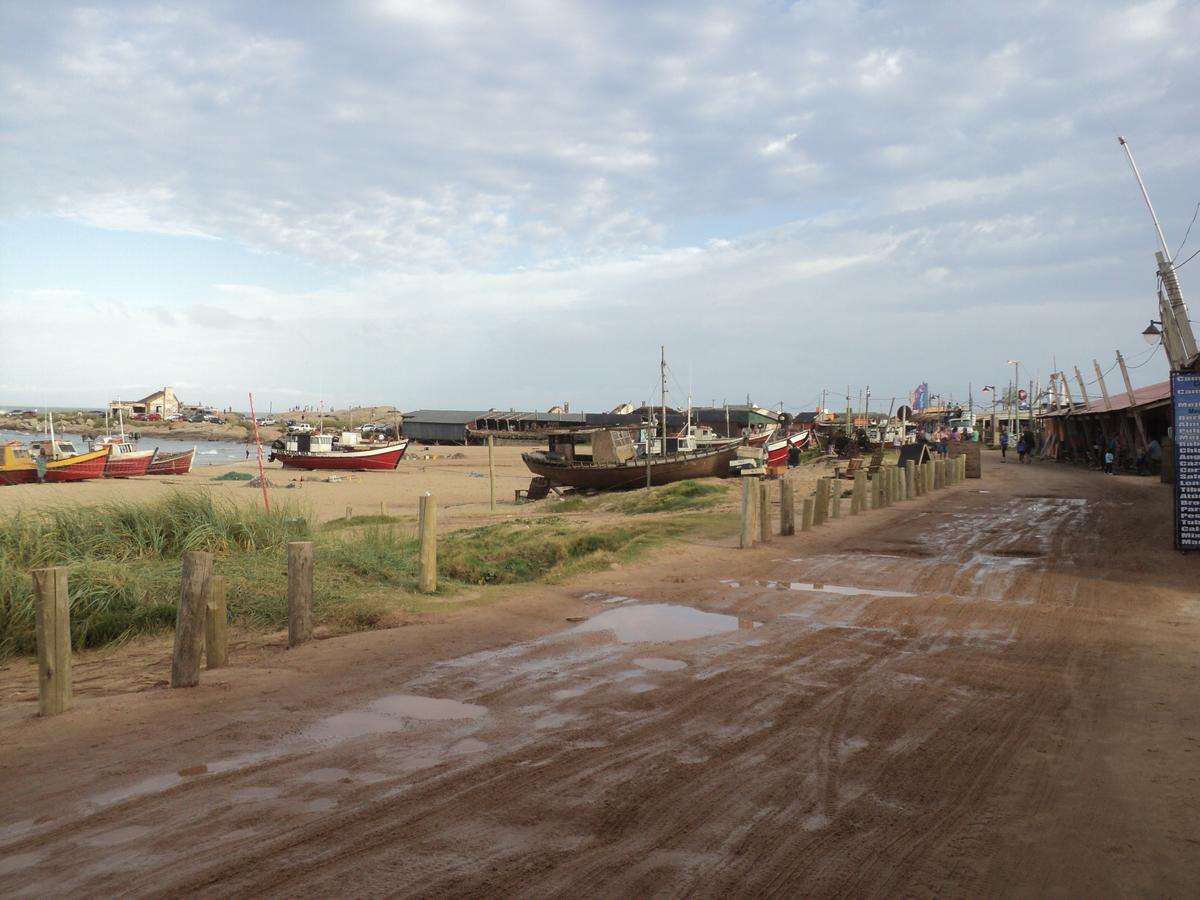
[1039,380,1171,417]
[403,410,491,424]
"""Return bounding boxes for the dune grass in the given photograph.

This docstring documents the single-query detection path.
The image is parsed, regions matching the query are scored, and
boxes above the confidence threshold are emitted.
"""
[0,489,711,657]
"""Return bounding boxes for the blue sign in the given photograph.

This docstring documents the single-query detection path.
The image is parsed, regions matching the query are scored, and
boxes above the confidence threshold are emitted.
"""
[1173,372,1200,551]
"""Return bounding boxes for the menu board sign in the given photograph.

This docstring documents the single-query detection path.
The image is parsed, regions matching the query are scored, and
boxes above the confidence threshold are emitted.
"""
[1174,372,1200,551]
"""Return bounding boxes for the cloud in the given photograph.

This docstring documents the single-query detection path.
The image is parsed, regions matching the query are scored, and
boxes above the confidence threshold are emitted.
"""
[2,0,1195,409]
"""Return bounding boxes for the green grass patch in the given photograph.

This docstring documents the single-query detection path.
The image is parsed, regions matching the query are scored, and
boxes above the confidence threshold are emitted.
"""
[614,479,726,514]
[0,489,727,657]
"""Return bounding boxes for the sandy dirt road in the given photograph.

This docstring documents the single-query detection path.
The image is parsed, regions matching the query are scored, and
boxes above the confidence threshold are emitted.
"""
[1,456,1197,897]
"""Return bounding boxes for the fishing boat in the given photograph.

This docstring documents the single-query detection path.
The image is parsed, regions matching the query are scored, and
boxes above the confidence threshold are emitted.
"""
[91,435,155,477]
[0,442,38,485]
[146,447,196,475]
[269,432,410,471]
[522,426,738,490]
[42,445,111,482]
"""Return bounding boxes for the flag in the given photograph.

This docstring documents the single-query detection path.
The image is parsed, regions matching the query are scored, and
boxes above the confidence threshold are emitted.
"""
[911,383,929,410]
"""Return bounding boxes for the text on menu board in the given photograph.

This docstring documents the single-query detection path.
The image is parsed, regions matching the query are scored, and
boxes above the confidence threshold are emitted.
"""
[1174,372,1200,551]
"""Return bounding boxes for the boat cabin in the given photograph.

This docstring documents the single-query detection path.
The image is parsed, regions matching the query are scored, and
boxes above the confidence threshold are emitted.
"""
[1,442,33,466]
[545,428,635,465]
[285,433,336,453]
[29,439,80,460]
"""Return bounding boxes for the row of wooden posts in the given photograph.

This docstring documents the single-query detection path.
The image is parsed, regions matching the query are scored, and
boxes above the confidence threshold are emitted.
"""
[29,494,444,717]
[740,455,968,548]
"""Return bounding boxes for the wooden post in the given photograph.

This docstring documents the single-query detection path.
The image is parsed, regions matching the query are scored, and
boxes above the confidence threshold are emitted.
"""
[879,468,890,507]
[419,494,438,591]
[345,505,352,521]
[813,478,828,526]
[205,575,227,670]
[287,542,314,648]
[759,481,771,542]
[853,471,866,514]
[801,497,814,531]
[33,566,72,716]
[172,551,213,687]
[830,481,841,518]
[488,435,496,511]
[379,500,385,517]
[905,460,915,499]
[780,480,795,535]
[740,478,754,547]
[1093,359,1112,410]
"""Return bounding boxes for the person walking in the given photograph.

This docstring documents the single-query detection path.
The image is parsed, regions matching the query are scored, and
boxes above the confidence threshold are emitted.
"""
[1021,428,1036,464]
[999,427,1009,462]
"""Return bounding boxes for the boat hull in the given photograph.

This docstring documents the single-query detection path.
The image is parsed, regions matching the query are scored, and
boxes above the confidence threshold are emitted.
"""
[104,451,154,478]
[146,449,196,475]
[522,446,737,491]
[0,467,39,486]
[271,440,409,471]
[44,447,111,482]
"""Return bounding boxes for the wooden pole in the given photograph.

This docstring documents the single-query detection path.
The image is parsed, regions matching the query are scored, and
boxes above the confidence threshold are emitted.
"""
[488,435,496,511]
[801,497,814,531]
[172,551,213,687]
[905,460,915,499]
[852,471,866,514]
[247,392,270,512]
[758,481,771,542]
[1093,359,1112,410]
[287,542,314,648]
[33,566,72,716]
[205,575,228,670]
[830,481,841,518]
[345,505,352,521]
[813,478,828,526]
[380,500,385,517]
[780,479,795,535]
[419,494,438,591]
[1116,350,1149,450]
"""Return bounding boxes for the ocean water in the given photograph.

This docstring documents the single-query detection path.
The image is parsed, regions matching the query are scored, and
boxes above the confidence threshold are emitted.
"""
[0,430,253,467]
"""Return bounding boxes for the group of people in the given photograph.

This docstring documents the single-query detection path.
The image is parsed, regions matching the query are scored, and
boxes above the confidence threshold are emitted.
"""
[998,426,1037,463]
[1092,433,1163,475]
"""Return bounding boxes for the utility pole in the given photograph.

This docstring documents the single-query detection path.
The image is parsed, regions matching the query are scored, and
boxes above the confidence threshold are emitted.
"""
[1119,136,1199,370]
[660,345,667,457]
[1093,359,1112,410]
[1116,349,1148,449]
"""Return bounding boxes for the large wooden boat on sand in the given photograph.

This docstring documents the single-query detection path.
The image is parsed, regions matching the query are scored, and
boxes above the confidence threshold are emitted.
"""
[270,432,409,471]
[522,427,738,491]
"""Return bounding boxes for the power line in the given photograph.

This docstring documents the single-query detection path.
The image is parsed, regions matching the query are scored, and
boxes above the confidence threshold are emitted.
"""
[1174,200,1200,260]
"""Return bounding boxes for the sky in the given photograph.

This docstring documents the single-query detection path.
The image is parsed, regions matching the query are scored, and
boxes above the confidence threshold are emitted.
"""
[2,0,1198,415]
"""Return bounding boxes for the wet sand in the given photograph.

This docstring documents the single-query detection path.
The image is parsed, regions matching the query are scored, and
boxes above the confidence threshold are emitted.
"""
[1,455,1197,896]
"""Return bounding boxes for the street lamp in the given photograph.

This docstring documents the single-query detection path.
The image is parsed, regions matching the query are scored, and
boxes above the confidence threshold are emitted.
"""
[1142,320,1162,345]
[1006,359,1020,434]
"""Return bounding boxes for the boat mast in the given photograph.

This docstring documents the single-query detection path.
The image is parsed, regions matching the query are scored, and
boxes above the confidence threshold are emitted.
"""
[660,345,667,457]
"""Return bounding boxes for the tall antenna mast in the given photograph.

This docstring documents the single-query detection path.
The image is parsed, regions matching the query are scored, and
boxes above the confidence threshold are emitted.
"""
[1118,136,1172,259]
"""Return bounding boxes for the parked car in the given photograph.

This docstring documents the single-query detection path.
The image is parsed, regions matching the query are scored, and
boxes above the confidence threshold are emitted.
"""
[288,423,314,434]
[256,418,277,426]
[130,413,148,421]
[203,414,224,424]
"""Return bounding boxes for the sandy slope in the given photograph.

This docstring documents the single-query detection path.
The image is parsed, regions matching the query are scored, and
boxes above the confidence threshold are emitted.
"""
[0,455,1197,897]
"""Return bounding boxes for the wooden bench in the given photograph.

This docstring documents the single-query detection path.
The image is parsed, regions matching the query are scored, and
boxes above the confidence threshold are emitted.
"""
[834,458,863,479]
[865,451,885,478]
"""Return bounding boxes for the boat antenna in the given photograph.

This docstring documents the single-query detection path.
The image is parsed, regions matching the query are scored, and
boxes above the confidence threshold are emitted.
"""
[660,345,668,457]
[248,391,270,512]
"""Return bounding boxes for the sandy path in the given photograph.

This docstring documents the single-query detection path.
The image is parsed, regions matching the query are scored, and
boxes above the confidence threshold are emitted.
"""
[1,456,1197,897]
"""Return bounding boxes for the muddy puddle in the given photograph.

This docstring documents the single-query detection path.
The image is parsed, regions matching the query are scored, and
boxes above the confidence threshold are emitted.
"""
[305,694,487,742]
[572,603,760,643]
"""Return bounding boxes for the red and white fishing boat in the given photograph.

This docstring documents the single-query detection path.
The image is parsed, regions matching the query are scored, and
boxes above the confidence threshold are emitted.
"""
[42,445,111,482]
[146,447,196,475]
[765,434,790,467]
[745,425,778,447]
[92,436,154,477]
[269,432,409,471]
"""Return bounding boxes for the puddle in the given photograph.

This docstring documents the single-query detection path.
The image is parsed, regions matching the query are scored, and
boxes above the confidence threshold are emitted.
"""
[449,738,489,755]
[633,657,688,672]
[626,682,658,694]
[82,825,153,847]
[781,582,915,598]
[552,687,590,700]
[178,765,208,777]
[802,813,831,832]
[305,694,487,742]
[302,798,338,813]
[571,604,760,643]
